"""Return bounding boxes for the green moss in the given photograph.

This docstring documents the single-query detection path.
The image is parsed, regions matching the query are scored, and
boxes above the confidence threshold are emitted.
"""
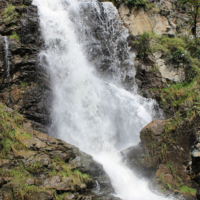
[10,32,20,42]
[4,4,15,16]
[53,191,71,200]
[27,162,41,174]
[166,162,176,177]
[180,185,196,196]
[73,169,91,183]
[3,4,16,24]
[0,103,92,199]
[20,81,28,88]
[166,183,172,189]
[21,133,31,140]
[49,169,57,177]
[159,173,164,183]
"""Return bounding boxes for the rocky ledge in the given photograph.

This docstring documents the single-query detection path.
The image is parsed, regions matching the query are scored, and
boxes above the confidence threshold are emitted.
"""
[122,119,196,199]
[0,103,119,200]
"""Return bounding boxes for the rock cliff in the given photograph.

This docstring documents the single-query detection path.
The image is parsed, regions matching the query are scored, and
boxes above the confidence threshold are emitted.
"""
[118,0,200,198]
[0,0,200,199]
[0,103,119,200]
[0,0,51,133]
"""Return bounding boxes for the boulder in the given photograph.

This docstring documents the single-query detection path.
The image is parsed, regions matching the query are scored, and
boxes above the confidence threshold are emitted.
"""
[140,119,167,168]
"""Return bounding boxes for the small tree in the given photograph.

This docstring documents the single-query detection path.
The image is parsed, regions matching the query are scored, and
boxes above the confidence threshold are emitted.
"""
[179,0,200,39]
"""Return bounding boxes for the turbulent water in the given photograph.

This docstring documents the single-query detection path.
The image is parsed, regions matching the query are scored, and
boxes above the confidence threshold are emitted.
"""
[33,0,171,199]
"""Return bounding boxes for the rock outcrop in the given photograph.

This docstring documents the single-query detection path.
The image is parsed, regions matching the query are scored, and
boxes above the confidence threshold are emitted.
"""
[122,119,196,198]
[0,103,119,200]
[118,1,176,36]
[0,0,51,133]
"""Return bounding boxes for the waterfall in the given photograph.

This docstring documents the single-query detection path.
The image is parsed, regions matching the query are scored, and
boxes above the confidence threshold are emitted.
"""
[33,0,172,199]
[4,36,10,106]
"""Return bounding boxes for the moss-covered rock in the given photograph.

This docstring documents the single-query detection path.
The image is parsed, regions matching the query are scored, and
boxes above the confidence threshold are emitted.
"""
[0,103,117,200]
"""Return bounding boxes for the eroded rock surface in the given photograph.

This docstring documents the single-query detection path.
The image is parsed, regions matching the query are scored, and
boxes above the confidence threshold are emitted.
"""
[122,119,195,198]
[0,103,117,200]
[0,0,51,133]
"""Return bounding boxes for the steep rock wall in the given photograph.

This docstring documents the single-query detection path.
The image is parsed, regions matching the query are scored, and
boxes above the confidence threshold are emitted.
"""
[0,0,51,133]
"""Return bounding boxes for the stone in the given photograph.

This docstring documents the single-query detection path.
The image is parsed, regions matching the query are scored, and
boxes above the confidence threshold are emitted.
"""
[155,56,186,83]
[43,176,60,186]
[0,177,5,186]
[64,194,75,200]
[14,150,37,159]
[119,6,152,36]
[13,55,22,65]
[48,136,58,144]
[153,51,162,59]
[49,151,74,162]
[23,122,34,136]
[62,177,73,183]
[140,120,167,168]
[0,160,11,168]
[35,190,53,200]
[192,150,200,158]
[151,14,169,35]
[25,178,35,185]
[120,144,153,177]
[23,137,46,149]
[36,132,48,141]
[35,140,47,149]
[3,177,12,183]
[146,52,156,65]
[43,176,71,191]
[23,153,51,169]
[141,119,167,137]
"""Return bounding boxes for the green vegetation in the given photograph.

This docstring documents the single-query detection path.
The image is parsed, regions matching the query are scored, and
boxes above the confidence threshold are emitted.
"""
[159,173,164,183]
[0,104,92,199]
[27,162,42,174]
[136,32,200,145]
[180,185,196,196]
[0,105,28,158]
[134,32,198,64]
[178,0,200,39]
[105,0,155,10]
[10,32,20,42]
[20,81,28,88]
[74,169,91,184]
[135,31,200,197]
[115,0,147,8]
[3,4,16,24]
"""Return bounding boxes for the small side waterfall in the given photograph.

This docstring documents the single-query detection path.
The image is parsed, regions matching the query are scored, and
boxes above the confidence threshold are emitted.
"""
[4,36,11,106]
[33,0,172,199]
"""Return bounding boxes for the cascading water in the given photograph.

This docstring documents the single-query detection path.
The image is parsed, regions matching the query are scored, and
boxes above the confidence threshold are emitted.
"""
[33,0,172,199]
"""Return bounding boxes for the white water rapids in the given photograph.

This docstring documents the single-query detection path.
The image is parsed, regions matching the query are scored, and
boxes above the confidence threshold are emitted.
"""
[33,0,172,199]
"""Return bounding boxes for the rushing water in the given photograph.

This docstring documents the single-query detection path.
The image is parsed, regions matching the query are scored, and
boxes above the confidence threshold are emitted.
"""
[33,0,171,199]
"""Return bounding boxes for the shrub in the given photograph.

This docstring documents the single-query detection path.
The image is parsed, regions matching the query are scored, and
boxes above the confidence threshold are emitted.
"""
[173,47,190,63]
[135,32,152,59]
[114,0,147,9]
[194,48,200,59]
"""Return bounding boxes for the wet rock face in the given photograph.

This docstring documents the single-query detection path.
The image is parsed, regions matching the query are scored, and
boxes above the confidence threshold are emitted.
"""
[0,0,51,132]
